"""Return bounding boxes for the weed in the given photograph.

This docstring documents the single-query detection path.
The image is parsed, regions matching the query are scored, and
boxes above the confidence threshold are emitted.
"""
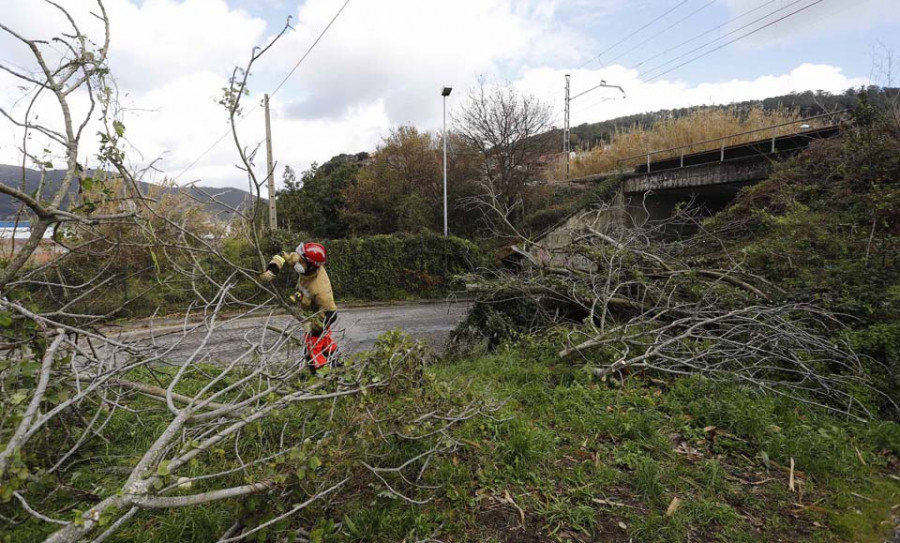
[632,457,666,506]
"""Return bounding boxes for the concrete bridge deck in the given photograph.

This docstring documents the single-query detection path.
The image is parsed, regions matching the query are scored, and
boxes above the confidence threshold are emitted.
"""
[560,124,840,195]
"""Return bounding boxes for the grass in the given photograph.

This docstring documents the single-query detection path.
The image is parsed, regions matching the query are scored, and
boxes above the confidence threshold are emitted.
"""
[4,334,898,543]
[549,106,821,180]
[412,338,900,542]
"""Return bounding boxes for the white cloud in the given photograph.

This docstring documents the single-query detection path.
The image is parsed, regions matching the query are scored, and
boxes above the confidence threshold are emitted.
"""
[721,0,900,48]
[259,0,585,123]
[515,63,867,129]
[104,0,267,91]
[0,0,887,191]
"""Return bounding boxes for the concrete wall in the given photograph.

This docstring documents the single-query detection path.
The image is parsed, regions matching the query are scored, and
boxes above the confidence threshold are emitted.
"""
[523,191,626,272]
[525,156,777,264]
[622,158,772,194]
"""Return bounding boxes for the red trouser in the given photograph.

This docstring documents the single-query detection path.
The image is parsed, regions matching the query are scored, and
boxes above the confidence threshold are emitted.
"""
[305,329,338,369]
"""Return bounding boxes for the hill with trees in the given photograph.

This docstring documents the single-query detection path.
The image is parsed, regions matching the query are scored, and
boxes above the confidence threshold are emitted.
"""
[0,164,257,219]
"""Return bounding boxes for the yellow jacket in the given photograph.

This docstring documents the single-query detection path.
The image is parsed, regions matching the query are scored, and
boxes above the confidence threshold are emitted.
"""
[267,251,337,333]
[295,266,336,313]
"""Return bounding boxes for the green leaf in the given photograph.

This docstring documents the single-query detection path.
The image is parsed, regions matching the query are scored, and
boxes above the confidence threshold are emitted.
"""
[157,460,170,477]
[113,120,125,137]
[759,451,770,471]
[81,177,94,192]
[343,514,358,535]
[0,312,12,328]
[20,362,40,378]
[149,250,160,274]
[309,528,324,543]
[308,456,322,470]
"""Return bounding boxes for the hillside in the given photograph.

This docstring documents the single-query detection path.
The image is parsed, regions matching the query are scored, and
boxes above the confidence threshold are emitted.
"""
[0,165,259,218]
[567,86,900,147]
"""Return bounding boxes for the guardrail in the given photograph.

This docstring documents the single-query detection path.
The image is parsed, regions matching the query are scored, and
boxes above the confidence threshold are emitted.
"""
[615,111,849,174]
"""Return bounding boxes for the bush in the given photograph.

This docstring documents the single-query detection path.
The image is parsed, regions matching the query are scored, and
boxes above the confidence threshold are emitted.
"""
[706,116,900,409]
[263,230,484,301]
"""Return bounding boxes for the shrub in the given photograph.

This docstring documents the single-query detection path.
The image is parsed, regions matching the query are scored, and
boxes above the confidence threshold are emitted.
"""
[263,230,484,301]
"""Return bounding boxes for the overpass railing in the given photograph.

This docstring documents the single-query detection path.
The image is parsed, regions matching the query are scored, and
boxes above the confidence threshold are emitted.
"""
[615,111,849,174]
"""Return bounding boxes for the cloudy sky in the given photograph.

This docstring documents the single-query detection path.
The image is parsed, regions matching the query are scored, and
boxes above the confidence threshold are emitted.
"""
[1,0,898,190]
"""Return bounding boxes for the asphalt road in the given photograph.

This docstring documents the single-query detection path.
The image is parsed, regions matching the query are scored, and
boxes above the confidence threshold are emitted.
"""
[107,300,472,364]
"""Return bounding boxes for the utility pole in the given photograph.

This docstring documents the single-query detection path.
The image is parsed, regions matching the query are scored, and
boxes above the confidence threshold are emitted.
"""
[564,75,571,180]
[264,94,277,231]
[564,76,626,179]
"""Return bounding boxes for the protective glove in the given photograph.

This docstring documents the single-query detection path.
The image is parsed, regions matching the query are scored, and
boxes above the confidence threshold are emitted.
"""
[306,313,325,335]
[259,270,275,282]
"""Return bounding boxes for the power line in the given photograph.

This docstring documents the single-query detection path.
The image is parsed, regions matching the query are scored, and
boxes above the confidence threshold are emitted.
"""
[639,0,813,79]
[630,0,783,71]
[269,0,351,99]
[605,0,718,66]
[577,0,692,69]
[577,95,622,115]
[561,0,830,155]
[173,0,352,183]
[645,0,827,82]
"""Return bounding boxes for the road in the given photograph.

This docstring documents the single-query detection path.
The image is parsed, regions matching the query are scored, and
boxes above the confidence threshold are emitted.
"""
[107,300,472,364]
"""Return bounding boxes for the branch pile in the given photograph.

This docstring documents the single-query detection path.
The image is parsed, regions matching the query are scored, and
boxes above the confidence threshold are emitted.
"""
[462,207,893,420]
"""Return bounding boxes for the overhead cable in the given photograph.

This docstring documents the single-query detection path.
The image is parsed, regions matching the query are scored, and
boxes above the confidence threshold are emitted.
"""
[173,0,352,182]
[577,0,691,69]
[645,0,827,81]
[639,0,814,78]
[605,0,718,66]
[630,0,784,71]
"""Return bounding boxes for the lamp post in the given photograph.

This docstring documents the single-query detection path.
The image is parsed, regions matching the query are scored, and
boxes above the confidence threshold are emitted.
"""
[441,86,452,237]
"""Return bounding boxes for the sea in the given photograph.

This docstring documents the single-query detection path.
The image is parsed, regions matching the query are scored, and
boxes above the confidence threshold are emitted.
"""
[0,221,51,239]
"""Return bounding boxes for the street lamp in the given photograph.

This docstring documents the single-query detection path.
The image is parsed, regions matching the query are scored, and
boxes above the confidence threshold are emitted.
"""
[441,86,452,237]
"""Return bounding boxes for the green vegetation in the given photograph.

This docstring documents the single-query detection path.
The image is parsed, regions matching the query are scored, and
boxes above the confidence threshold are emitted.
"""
[263,230,484,301]
[708,100,900,409]
[22,230,482,319]
[330,340,900,543]
[3,23,897,538]
[277,154,368,238]
[566,87,900,150]
[5,335,896,543]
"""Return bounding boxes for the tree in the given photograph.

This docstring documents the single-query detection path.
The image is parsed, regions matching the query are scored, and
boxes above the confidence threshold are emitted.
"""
[340,127,485,237]
[276,164,303,231]
[341,126,443,235]
[0,5,490,542]
[276,154,364,238]
[455,79,555,229]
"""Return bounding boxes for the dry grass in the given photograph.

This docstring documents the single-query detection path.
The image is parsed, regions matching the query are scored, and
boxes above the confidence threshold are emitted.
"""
[552,107,827,180]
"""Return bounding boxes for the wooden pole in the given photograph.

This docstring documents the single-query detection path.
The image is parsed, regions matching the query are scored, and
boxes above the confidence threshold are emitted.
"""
[264,94,277,230]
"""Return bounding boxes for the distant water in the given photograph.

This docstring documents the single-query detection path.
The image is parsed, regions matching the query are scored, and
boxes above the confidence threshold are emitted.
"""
[0,221,48,239]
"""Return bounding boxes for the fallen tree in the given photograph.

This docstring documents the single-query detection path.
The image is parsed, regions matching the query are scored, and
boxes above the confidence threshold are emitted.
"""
[457,198,895,421]
[0,4,498,541]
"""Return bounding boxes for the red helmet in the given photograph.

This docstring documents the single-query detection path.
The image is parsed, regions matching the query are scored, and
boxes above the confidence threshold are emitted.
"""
[298,242,327,268]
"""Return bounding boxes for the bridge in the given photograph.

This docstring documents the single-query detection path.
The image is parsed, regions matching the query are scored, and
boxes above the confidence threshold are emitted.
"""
[561,113,844,223]
[515,115,847,267]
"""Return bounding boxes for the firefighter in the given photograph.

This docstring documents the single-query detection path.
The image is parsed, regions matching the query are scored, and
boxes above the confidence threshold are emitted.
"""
[259,242,338,371]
